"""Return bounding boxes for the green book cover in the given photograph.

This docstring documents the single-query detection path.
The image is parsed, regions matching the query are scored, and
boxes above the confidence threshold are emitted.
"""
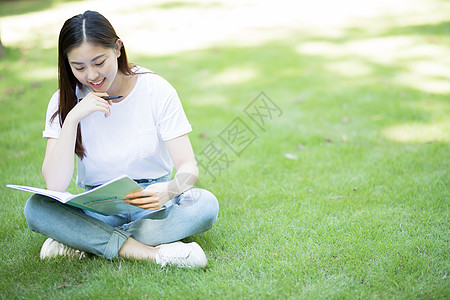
[7,175,145,216]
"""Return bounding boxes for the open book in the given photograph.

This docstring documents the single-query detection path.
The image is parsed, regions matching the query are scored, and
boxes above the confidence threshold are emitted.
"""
[7,175,146,216]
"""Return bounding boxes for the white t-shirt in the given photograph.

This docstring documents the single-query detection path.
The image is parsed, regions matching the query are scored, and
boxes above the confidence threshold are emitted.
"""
[43,68,192,188]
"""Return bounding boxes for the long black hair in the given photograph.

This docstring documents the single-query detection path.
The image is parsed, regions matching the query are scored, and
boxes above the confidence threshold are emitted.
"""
[53,11,134,158]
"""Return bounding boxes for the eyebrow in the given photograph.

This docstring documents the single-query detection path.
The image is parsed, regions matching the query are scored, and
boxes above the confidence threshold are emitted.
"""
[70,54,106,65]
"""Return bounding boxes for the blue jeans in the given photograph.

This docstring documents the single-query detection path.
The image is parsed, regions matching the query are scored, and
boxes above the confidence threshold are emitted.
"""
[23,176,219,259]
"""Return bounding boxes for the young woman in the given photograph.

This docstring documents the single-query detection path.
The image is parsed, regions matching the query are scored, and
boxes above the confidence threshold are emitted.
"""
[23,11,219,268]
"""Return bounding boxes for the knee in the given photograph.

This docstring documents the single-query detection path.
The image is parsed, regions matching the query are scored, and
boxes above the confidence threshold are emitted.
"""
[204,189,219,215]
[196,189,219,229]
[23,194,52,231]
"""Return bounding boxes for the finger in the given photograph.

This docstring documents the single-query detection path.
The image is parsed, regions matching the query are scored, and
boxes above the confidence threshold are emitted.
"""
[93,92,109,98]
[99,102,111,118]
[126,194,159,204]
[84,92,108,103]
[124,196,154,204]
[94,98,111,107]
[139,203,163,210]
[105,102,111,115]
[98,98,112,107]
[127,201,152,208]
[126,200,157,208]
[92,93,111,105]
[126,190,148,198]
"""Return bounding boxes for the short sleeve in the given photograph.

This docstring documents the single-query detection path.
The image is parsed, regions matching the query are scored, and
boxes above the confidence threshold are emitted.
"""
[42,90,62,139]
[154,77,192,141]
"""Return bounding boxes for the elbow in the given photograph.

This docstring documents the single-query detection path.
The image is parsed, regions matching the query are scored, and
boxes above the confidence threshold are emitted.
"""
[43,177,67,192]
[44,181,68,192]
[42,169,68,192]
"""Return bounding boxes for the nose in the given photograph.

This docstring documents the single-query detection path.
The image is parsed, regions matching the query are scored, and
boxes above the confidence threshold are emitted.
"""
[87,67,99,81]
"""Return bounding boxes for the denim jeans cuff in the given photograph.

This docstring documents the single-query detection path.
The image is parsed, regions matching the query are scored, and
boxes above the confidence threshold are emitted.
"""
[103,228,132,260]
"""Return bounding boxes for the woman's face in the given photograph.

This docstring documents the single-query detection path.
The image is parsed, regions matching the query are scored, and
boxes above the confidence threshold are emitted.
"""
[67,41,121,93]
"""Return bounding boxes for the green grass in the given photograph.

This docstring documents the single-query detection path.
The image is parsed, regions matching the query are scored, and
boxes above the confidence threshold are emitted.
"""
[0,0,83,17]
[0,1,449,299]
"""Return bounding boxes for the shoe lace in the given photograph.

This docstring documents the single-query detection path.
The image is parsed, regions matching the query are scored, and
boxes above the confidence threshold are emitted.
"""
[59,243,85,259]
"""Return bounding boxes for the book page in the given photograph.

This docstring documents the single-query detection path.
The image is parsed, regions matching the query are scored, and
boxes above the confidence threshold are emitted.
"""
[6,185,73,203]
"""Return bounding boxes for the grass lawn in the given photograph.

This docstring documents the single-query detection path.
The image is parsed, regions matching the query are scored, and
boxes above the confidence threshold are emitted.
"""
[0,0,449,299]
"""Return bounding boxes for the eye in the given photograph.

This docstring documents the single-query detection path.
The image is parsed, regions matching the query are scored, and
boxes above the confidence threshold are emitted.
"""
[75,67,85,71]
[96,60,105,67]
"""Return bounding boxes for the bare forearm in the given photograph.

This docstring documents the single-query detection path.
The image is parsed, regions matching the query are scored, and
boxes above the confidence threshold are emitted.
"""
[167,160,199,198]
[42,93,113,191]
[42,117,78,192]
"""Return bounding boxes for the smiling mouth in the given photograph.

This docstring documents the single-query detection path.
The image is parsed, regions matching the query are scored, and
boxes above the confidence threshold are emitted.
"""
[90,78,106,88]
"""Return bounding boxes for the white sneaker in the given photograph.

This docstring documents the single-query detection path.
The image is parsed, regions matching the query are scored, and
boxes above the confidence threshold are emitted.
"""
[40,238,86,259]
[155,241,207,268]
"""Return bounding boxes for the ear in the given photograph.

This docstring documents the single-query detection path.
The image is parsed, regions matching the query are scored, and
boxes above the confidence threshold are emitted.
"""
[115,39,123,58]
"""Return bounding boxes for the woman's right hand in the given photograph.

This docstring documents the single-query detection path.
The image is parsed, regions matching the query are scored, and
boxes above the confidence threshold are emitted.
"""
[67,92,112,123]
[42,92,112,191]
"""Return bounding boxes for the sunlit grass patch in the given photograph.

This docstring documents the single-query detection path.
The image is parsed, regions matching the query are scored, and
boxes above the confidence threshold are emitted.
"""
[382,121,450,143]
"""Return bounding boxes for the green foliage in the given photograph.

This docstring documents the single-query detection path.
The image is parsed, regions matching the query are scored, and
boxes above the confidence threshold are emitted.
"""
[0,1,448,299]
[0,0,82,17]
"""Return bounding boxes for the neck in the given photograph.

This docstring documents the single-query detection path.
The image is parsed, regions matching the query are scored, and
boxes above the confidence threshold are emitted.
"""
[107,72,126,97]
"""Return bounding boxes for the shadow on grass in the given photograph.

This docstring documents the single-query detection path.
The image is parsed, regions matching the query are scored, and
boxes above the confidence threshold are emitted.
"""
[134,26,448,145]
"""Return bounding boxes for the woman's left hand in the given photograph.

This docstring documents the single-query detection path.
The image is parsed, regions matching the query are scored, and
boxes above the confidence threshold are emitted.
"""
[125,182,171,210]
